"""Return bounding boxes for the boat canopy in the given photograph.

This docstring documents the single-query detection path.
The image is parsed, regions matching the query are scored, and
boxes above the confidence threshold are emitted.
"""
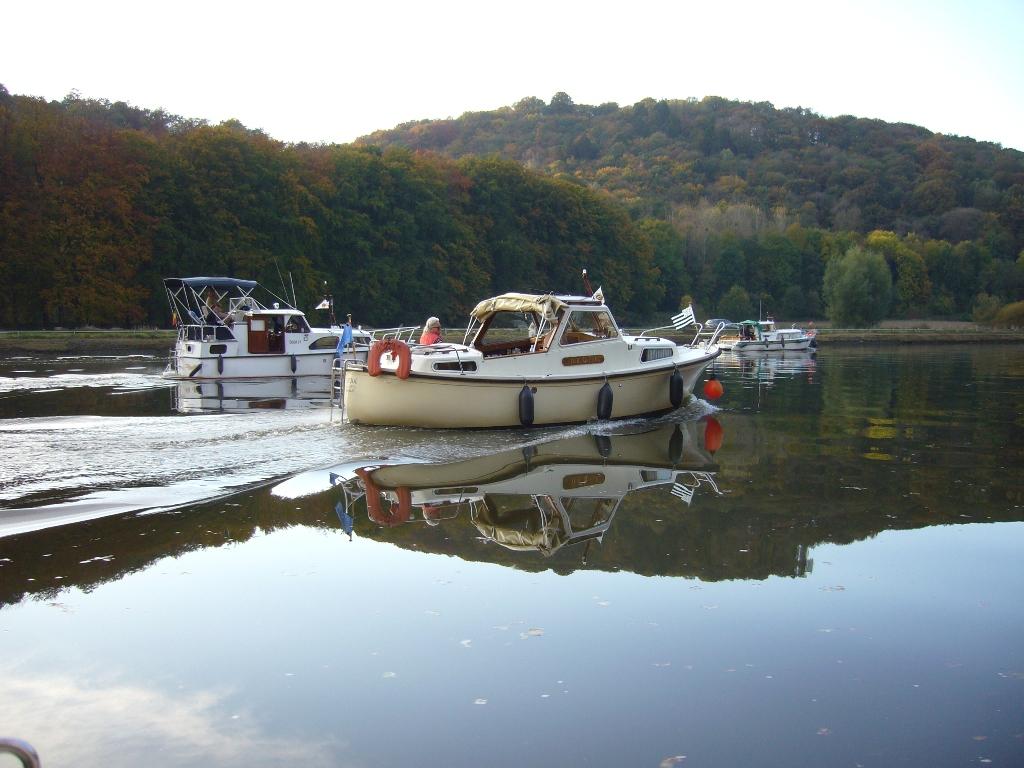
[470,293,567,322]
[164,277,259,293]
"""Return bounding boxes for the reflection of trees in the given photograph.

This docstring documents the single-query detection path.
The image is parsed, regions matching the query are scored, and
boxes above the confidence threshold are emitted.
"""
[815,347,1024,511]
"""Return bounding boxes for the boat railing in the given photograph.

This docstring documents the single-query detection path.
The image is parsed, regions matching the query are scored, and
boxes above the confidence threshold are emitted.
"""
[693,322,727,347]
[641,305,696,337]
[639,305,724,347]
[670,470,722,505]
[642,319,727,349]
[369,325,421,343]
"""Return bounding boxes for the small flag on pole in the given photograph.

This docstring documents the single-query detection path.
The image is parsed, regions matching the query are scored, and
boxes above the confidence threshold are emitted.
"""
[315,299,330,310]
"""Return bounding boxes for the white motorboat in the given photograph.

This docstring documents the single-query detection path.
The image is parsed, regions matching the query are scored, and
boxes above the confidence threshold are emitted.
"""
[339,289,723,428]
[324,423,721,556]
[163,277,415,380]
[731,318,815,353]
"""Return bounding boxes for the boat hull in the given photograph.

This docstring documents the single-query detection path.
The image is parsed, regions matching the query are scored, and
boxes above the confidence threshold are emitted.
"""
[342,356,716,428]
[731,338,812,353]
[165,350,339,379]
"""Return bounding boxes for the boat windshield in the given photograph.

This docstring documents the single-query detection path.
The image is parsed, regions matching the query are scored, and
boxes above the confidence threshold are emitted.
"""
[472,311,545,356]
[560,309,618,345]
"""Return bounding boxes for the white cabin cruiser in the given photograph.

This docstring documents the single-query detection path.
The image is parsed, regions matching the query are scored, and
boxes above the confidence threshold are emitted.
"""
[341,290,722,428]
[163,277,376,380]
[731,318,815,353]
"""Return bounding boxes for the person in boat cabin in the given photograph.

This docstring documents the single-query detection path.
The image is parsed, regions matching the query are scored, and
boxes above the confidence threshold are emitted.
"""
[419,317,443,345]
[203,290,226,323]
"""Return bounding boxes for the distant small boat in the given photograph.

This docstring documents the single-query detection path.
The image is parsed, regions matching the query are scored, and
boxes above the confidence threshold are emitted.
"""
[162,277,416,380]
[731,318,815,353]
[339,284,722,428]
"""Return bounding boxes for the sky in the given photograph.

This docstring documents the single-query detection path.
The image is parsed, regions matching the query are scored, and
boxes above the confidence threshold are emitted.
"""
[3,0,1023,150]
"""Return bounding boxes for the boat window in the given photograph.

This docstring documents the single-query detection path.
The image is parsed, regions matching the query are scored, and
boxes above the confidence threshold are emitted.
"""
[432,361,478,372]
[562,472,605,490]
[250,318,266,332]
[285,315,310,333]
[563,497,616,529]
[215,326,235,341]
[641,347,674,362]
[209,343,228,354]
[434,487,479,496]
[473,311,542,357]
[640,470,673,482]
[559,310,618,345]
[309,336,340,350]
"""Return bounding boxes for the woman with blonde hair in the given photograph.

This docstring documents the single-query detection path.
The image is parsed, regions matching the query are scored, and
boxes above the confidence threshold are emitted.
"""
[419,316,443,345]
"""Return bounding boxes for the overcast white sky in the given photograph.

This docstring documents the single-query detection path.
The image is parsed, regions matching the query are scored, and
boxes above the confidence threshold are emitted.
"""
[3,0,1022,149]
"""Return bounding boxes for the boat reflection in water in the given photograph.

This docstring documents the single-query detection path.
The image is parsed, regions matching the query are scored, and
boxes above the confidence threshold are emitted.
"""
[171,376,333,412]
[325,421,721,559]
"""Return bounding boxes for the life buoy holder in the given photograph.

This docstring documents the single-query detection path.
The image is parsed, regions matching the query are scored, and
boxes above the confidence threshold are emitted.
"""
[355,468,412,527]
[367,339,412,379]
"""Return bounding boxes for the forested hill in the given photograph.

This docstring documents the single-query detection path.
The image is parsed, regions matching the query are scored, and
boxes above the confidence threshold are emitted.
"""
[362,94,1024,247]
[0,87,659,329]
[2,87,1023,331]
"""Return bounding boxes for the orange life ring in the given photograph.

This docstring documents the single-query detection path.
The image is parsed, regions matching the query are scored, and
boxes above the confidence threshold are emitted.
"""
[355,468,412,527]
[367,339,412,379]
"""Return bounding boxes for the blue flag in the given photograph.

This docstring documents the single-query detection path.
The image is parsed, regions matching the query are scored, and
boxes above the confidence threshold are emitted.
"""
[335,501,354,538]
[336,323,353,356]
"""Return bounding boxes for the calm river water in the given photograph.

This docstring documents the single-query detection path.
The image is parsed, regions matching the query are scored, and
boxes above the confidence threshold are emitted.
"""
[1,345,1022,767]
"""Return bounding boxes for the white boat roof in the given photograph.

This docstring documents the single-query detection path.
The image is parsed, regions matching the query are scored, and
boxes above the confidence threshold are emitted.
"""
[470,292,604,322]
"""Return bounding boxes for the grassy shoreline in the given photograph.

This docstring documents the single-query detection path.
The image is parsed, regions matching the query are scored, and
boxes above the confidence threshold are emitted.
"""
[0,330,176,354]
[1,326,1021,354]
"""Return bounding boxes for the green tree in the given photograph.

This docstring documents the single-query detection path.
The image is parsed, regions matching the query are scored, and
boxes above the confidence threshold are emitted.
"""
[823,246,892,327]
[971,293,1002,324]
[717,284,754,319]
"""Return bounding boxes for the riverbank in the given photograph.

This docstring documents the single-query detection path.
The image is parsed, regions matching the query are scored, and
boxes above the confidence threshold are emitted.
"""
[0,330,175,355]
[1,325,1022,355]
[814,327,1024,344]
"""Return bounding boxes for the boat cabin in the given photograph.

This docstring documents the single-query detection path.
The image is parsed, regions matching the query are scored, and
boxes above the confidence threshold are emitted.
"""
[466,292,619,357]
[243,309,310,354]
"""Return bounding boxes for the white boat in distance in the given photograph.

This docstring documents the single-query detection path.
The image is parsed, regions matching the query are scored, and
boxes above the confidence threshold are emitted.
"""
[163,277,415,380]
[731,318,815,353]
[341,288,722,428]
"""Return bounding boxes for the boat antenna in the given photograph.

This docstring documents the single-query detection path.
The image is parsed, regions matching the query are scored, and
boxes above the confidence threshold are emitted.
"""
[273,258,289,304]
[582,268,593,295]
[289,271,298,309]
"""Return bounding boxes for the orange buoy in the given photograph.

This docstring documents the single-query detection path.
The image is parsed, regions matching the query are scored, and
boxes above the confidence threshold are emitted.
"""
[356,468,412,527]
[367,341,386,376]
[703,375,724,400]
[367,339,412,379]
[703,416,723,454]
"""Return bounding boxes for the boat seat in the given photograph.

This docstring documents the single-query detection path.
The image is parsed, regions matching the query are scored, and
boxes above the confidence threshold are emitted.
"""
[534,329,557,353]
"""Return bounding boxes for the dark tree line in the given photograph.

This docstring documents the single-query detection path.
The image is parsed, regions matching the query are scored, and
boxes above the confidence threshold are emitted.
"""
[0,88,660,329]
[1,87,1022,330]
